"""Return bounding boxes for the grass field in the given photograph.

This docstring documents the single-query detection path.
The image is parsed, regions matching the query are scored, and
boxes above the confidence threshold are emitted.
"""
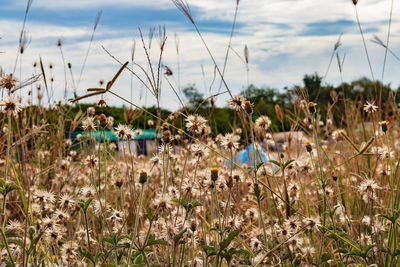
[1,0,400,266]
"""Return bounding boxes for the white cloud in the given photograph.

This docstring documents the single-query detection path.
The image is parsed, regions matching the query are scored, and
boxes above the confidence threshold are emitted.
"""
[1,0,400,111]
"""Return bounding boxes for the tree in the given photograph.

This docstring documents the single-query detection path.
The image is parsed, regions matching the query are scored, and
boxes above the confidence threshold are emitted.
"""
[182,85,207,108]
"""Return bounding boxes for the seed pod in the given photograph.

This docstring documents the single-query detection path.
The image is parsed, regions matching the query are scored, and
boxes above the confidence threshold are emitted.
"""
[96,113,108,128]
[275,104,283,122]
[162,130,172,144]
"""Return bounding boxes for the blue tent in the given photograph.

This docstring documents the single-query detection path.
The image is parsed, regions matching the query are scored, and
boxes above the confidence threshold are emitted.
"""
[227,144,271,168]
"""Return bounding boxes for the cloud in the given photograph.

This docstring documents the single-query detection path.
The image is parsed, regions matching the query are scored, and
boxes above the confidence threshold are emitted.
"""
[1,0,400,111]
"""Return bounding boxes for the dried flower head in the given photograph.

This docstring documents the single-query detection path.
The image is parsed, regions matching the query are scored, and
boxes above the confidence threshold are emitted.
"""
[185,114,207,134]
[363,101,378,113]
[82,116,96,132]
[0,74,18,90]
[0,96,22,117]
[230,96,245,111]
[97,97,107,107]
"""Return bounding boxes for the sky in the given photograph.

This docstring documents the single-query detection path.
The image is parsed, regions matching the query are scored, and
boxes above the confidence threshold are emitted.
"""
[0,0,399,110]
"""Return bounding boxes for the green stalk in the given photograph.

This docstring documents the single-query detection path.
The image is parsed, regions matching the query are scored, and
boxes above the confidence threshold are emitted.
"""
[128,183,145,264]
[0,227,16,267]
[83,210,91,252]
[248,114,268,245]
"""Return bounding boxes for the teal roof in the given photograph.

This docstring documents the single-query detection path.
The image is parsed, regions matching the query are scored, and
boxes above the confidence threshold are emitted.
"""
[67,129,160,142]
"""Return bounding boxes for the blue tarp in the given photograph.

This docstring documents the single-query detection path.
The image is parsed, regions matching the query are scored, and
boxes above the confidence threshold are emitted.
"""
[227,144,271,168]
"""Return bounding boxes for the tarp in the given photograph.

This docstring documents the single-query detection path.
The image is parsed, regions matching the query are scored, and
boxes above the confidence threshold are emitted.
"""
[227,144,271,168]
[66,129,161,142]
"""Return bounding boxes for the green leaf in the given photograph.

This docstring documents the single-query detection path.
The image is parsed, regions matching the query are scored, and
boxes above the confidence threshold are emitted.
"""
[135,254,144,264]
[219,229,240,251]
[146,207,155,221]
[320,253,331,263]
[146,236,168,247]
[79,248,95,264]
[256,162,264,171]
[172,198,188,209]
[283,159,295,170]
[269,160,281,167]
[79,198,93,212]
[174,228,187,243]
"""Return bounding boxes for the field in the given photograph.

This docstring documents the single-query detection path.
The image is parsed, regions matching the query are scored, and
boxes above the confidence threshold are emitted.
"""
[1,0,400,266]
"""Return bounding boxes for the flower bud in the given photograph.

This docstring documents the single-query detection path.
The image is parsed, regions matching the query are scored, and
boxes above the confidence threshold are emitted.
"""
[379,121,388,133]
[139,169,148,184]
[305,141,312,153]
[308,102,317,114]
[244,100,253,115]
[210,167,219,182]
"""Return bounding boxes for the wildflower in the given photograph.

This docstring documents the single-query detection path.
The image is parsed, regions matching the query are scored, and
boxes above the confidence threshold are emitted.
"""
[358,179,380,202]
[245,207,259,222]
[96,97,107,107]
[85,155,99,168]
[302,216,321,232]
[44,226,63,243]
[152,193,172,211]
[107,116,114,128]
[87,106,95,115]
[61,241,79,263]
[33,189,55,204]
[288,236,304,251]
[53,209,70,225]
[108,209,123,223]
[191,143,209,158]
[59,194,75,209]
[254,115,271,132]
[148,119,154,126]
[82,116,96,132]
[0,73,18,90]
[302,246,316,257]
[332,129,346,142]
[185,114,207,134]
[220,133,240,151]
[284,217,301,232]
[249,237,263,252]
[363,101,378,113]
[162,126,173,144]
[96,113,108,128]
[115,124,126,138]
[112,175,124,188]
[122,126,135,140]
[230,96,245,111]
[6,220,22,232]
[0,96,22,117]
